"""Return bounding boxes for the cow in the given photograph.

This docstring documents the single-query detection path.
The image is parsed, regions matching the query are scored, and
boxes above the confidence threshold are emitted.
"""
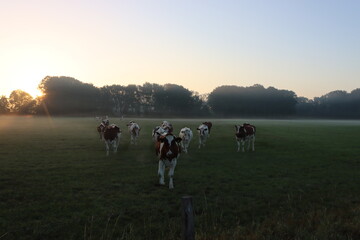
[126,121,141,145]
[197,123,210,149]
[161,120,174,133]
[235,123,256,152]
[155,133,182,189]
[179,127,193,153]
[96,116,110,140]
[103,124,121,156]
[202,121,213,135]
[152,126,167,142]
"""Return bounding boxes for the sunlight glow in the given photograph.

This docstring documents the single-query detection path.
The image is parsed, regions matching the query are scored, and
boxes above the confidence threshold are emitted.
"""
[2,47,56,98]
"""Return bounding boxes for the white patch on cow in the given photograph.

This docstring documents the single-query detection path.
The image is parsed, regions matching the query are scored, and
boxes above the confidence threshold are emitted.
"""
[179,127,193,153]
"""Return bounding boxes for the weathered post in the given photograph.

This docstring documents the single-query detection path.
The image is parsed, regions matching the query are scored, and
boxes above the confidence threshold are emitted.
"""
[181,196,195,240]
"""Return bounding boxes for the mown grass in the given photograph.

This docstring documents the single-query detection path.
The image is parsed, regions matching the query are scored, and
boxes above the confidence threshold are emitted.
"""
[0,116,359,239]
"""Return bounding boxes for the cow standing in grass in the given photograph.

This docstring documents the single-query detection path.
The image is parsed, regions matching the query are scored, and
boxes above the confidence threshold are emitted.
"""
[179,127,193,153]
[96,117,109,140]
[103,124,121,156]
[126,121,141,145]
[155,133,182,189]
[235,123,256,152]
[197,123,210,149]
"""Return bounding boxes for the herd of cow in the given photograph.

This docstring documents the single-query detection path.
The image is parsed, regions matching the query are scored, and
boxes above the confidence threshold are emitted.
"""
[96,117,256,189]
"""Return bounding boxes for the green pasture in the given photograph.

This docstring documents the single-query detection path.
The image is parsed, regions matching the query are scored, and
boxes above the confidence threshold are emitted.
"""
[0,116,359,240]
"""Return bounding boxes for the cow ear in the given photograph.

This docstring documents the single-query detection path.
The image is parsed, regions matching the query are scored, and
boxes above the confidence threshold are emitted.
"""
[175,137,182,143]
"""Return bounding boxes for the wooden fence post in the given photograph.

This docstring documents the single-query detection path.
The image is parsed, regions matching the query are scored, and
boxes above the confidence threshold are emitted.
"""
[181,196,195,240]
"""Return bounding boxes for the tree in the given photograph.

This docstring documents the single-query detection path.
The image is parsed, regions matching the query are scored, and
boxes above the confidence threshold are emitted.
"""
[0,96,10,114]
[8,90,37,114]
[38,76,99,115]
[207,85,297,117]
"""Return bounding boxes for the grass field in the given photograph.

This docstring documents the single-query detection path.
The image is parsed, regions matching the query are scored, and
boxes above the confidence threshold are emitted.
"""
[0,116,360,240]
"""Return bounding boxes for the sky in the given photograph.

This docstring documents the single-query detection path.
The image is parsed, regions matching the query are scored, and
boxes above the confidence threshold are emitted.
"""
[1,0,359,99]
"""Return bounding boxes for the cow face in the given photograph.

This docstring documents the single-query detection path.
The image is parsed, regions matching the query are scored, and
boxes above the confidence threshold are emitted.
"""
[180,128,192,141]
[157,134,182,160]
[197,125,209,136]
[235,125,247,139]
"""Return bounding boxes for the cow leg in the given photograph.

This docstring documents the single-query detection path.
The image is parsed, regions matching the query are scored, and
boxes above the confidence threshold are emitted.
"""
[241,140,245,152]
[168,159,177,189]
[113,141,117,153]
[236,138,240,152]
[158,161,165,185]
[113,137,120,153]
[251,136,255,151]
[134,136,138,145]
[105,141,110,156]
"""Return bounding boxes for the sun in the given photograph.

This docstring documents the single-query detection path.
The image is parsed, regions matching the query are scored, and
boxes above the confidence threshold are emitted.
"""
[10,69,45,98]
[2,46,59,98]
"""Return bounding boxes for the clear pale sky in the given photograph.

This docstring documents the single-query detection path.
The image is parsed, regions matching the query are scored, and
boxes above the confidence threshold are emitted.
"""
[1,0,359,99]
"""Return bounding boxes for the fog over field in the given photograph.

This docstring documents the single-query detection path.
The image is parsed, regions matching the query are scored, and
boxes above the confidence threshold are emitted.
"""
[1,116,359,239]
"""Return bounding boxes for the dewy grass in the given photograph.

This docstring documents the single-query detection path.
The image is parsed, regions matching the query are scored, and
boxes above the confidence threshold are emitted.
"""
[0,116,359,239]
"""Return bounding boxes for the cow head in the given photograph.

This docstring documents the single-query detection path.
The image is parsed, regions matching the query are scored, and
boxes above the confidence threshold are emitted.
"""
[157,134,182,160]
[180,128,192,141]
[126,121,135,127]
[235,125,246,139]
[197,125,209,136]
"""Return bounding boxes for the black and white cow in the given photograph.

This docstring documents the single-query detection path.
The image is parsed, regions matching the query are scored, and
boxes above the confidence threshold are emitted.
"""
[235,123,256,152]
[155,133,182,189]
[197,123,210,149]
[179,127,193,153]
[126,121,141,145]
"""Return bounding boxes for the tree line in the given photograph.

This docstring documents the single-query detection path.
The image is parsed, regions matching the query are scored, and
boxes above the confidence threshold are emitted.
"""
[1,76,359,118]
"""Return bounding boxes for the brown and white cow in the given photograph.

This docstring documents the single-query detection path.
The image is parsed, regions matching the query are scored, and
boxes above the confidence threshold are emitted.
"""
[103,124,121,156]
[126,121,141,145]
[235,123,256,152]
[197,123,210,149]
[155,133,182,189]
[179,127,193,153]
[96,117,110,140]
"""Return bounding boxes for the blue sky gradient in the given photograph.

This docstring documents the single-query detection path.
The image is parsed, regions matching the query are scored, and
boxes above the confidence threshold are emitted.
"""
[1,0,359,99]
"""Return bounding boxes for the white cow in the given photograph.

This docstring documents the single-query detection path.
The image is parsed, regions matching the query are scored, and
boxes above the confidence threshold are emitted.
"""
[126,121,141,145]
[197,124,209,149]
[179,127,193,153]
